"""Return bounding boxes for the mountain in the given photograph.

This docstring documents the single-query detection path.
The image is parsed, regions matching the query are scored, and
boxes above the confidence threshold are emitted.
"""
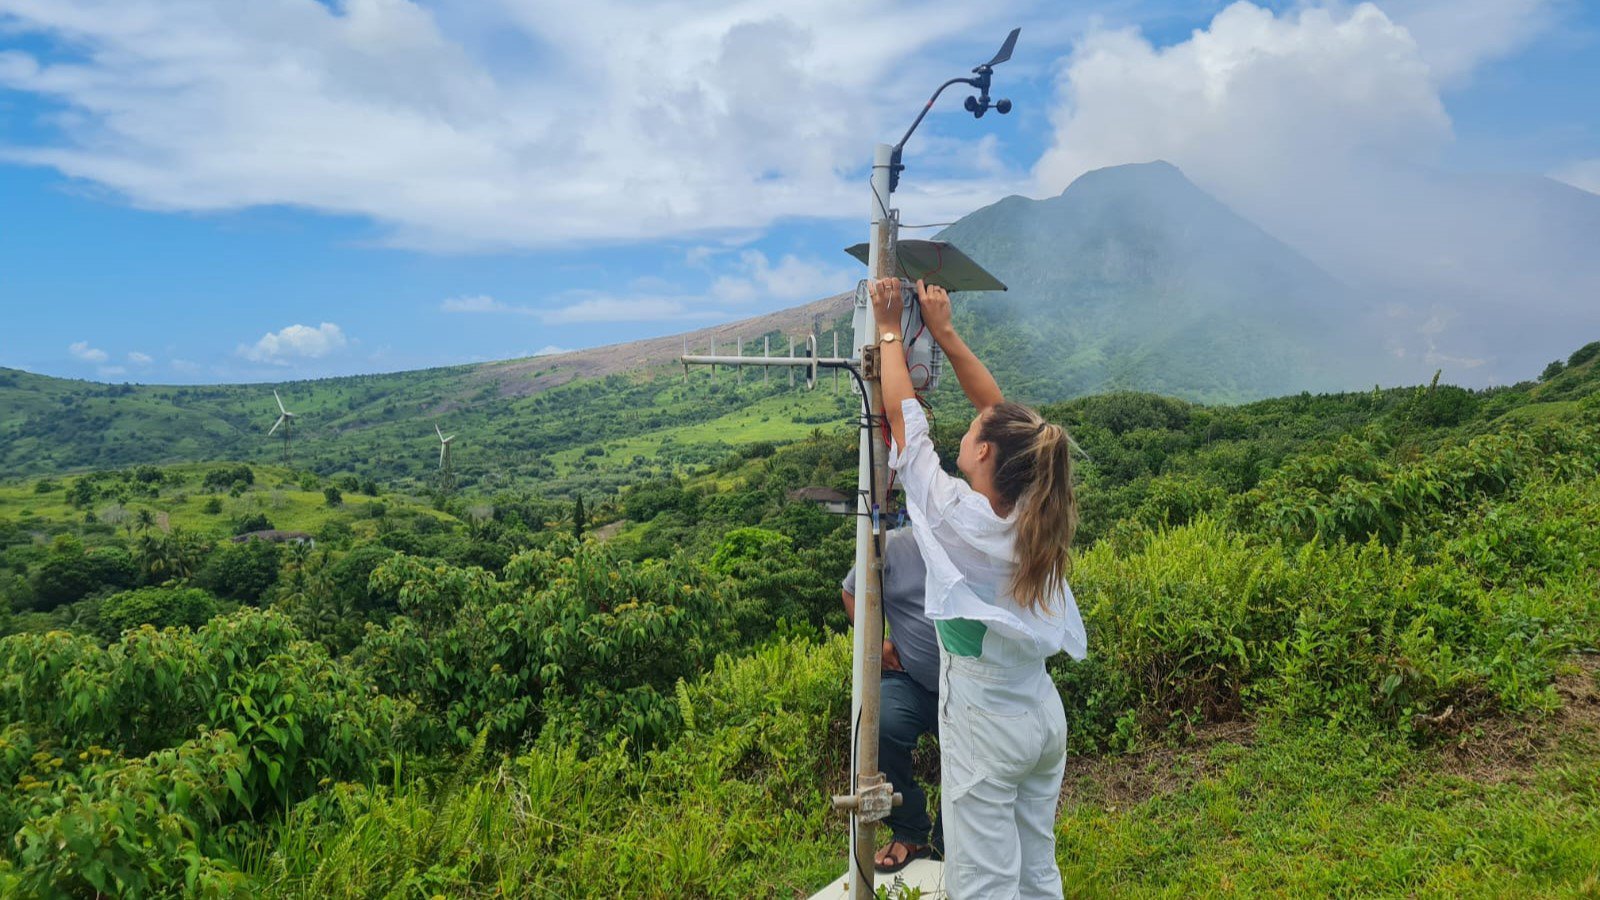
[932,161,1393,402]
[3,161,1557,488]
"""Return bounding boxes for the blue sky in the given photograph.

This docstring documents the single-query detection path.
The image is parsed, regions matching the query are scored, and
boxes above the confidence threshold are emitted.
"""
[0,0,1595,384]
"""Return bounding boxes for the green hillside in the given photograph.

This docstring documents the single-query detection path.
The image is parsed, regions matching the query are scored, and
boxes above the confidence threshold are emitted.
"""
[0,355,856,494]
[3,162,1446,489]
[1,339,1599,895]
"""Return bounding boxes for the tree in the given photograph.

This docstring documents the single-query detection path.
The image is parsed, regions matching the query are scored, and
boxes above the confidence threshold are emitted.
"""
[30,543,139,612]
[323,486,343,507]
[195,538,283,603]
[1540,360,1566,381]
[99,586,218,638]
[572,496,587,540]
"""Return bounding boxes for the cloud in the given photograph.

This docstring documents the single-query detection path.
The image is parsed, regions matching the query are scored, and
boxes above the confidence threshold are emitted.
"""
[441,295,525,314]
[238,322,348,364]
[68,340,108,362]
[532,345,570,356]
[127,351,152,364]
[540,296,716,325]
[0,0,1021,251]
[1554,159,1600,196]
[1034,3,1452,204]
[1378,0,1559,84]
[1030,1,1590,385]
[709,250,855,305]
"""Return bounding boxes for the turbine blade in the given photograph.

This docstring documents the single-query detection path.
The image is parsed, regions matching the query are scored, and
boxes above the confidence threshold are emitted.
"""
[268,415,285,436]
[274,390,287,414]
[444,435,456,443]
[436,424,444,440]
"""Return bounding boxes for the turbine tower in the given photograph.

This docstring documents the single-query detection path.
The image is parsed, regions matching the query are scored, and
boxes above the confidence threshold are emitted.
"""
[267,390,296,466]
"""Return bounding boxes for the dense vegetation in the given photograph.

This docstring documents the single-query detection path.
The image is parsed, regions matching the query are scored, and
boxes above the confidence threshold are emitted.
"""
[0,340,1596,896]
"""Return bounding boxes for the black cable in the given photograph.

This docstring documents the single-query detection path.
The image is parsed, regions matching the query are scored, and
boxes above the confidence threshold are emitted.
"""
[828,357,890,885]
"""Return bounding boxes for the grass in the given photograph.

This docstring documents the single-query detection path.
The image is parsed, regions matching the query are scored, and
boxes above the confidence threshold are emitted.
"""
[1057,660,1600,898]
[1496,400,1583,426]
[546,389,850,471]
[0,462,456,540]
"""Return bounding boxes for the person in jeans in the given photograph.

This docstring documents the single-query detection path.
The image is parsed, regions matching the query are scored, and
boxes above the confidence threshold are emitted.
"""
[841,524,942,872]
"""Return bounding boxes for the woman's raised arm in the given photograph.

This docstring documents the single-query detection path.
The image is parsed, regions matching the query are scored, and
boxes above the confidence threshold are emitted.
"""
[915,281,1002,412]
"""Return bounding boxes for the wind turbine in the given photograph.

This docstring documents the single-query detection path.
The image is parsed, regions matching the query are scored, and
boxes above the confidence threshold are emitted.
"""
[435,424,457,470]
[435,424,457,493]
[268,390,296,465]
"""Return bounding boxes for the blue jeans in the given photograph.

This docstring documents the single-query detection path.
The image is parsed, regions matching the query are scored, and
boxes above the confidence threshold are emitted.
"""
[880,670,943,850]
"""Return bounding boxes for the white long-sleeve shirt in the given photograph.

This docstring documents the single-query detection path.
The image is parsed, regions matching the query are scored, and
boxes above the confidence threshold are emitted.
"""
[887,398,1087,662]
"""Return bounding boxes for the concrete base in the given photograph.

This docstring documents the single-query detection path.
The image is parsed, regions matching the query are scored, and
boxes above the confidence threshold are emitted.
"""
[807,858,946,899]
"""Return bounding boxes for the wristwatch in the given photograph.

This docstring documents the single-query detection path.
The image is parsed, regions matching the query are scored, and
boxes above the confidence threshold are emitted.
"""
[880,332,900,345]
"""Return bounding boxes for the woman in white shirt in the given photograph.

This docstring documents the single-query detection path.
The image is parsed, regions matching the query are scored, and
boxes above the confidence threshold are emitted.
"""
[870,277,1087,899]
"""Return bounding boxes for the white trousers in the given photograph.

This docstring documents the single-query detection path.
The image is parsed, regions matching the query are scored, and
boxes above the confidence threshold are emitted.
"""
[939,652,1068,900]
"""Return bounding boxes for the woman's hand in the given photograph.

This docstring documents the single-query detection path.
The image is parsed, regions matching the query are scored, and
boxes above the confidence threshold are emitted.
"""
[871,278,905,331]
[915,279,953,339]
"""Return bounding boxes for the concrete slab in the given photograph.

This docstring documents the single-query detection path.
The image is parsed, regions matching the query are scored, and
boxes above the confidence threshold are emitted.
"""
[806,858,946,899]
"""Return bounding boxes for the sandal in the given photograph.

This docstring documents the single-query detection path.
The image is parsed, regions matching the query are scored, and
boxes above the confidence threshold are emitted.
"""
[874,839,932,874]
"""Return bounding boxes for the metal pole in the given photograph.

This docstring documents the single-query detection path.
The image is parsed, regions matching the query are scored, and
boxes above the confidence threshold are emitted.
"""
[789,336,796,388]
[764,335,770,385]
[846,142,896,900]
[834,331,840,394]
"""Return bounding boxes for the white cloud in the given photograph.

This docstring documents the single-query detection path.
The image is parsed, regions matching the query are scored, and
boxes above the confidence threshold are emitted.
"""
[127,351,152,364]
[709,250,855,305]
[1035,3,1452,204]
[238,322,348,364]
[532,345,570,356]
[0,0,1021,251]
[441,295,525,314]
[68,340,108,362]
[540,296,715,325]
[1554,159,1600,196]
[1378,0,1559,85]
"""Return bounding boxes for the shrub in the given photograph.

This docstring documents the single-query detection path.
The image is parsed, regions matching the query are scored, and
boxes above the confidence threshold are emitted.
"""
[99,586,219,638]
[234,512,274,535]
[1568,340,1600,368]
[354,542,735,753]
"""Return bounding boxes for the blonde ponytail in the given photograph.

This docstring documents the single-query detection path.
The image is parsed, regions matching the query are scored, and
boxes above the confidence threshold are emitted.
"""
[979,402,1079,612]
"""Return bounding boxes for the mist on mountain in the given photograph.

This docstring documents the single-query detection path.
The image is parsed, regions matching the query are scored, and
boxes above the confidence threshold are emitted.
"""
[933,160,1400,404]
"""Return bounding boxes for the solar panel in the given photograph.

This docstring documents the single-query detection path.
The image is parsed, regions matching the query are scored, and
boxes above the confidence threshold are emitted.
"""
[843,240,1007,292]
